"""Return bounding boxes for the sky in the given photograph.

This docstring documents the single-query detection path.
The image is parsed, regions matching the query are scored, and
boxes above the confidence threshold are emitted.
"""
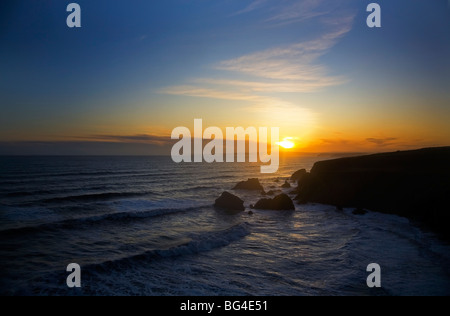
[0,0,449,155]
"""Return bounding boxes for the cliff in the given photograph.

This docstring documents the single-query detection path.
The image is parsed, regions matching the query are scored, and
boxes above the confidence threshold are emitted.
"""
[295,147,450,238]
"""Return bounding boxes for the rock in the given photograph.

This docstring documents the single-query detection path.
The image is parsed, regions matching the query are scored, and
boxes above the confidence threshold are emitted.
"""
[290,171,312,196]
[254,198,273,210]
[291,169,307,181]
[293,172,313,199]
[263,190,279,196]
[248,211,254,215]
[254,194,295,211]
[233,178,264,191]
[214,192,245,212]
[281,180,291,189]
[353,208,368,215]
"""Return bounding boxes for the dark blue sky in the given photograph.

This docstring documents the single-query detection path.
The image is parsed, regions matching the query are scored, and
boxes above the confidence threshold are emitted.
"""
[1,0,449,154]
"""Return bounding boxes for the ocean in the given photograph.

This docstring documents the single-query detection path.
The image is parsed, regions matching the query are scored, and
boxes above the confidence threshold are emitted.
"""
[0,155,449,296]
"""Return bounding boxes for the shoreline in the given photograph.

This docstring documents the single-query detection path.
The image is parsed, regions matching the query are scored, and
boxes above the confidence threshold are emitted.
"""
[292,147,450,240]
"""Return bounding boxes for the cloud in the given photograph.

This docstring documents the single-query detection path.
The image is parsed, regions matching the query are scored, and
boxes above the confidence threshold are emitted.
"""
[319,138,352,146]
[77,134,172,146]
[366,138,398,146]
[311,137,403,152]
[0,140,172,156]
[216,26,351,84]
[192,78,346,93]
[233,0,353,26]
[162,22,352,100]
[161,2,355,134]
[233,0,269,15]
[160,85,316,127]
[265,0,329,25]
[160,85,263,102]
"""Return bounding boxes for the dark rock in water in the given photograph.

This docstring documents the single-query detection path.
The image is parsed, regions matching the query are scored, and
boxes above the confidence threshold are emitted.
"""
[250,204,255,209]
[214,192,245,212]
[254,194,295,211]
[281,180,291,189]
[291,169,307,181]
[292,147,450,239]
[264,190,279,196]
[248,211,254,215]
[233,178,264,191]
[292,173,311,200]
[254,198,274,210]
[290,171,312,196]
[353,208,368,215]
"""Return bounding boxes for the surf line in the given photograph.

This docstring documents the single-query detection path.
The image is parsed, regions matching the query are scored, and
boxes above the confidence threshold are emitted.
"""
[171,119,280,174]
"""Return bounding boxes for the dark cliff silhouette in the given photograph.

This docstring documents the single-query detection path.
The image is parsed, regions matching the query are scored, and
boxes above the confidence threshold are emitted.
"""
[294,147,450,238]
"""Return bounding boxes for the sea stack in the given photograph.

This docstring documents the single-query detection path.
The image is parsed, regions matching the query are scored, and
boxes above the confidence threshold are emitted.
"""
[233,178,264,191]
[254,194,295,211]
[214,192,245,212]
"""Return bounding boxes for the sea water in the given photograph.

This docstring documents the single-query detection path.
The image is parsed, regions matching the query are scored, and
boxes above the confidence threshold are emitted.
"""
[0,156,449,296]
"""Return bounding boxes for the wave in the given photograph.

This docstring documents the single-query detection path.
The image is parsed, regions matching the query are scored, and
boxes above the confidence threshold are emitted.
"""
[5,222,251,296]
[3,190,53,198]
[0,169,151,180]
[0,204,210,238]
[40,192,155,204]
[177,185,219,193]
[86,223,251,273]
[0,170,181,184]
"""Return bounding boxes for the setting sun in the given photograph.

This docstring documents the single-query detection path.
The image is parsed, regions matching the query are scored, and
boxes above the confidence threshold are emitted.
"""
[277,138,296,149]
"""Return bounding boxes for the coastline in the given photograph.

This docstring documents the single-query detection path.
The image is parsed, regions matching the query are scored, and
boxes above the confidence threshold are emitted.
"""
[292,147,450,239]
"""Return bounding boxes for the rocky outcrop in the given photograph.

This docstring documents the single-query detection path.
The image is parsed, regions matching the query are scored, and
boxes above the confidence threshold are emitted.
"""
[353,208,368,215]
[281,180,291,189]
[291,169,307,181]
[294,147,450,238]
[254,194,295,211]
[263,190,280,196]
[214,192,245,212]
[233,178,264,191]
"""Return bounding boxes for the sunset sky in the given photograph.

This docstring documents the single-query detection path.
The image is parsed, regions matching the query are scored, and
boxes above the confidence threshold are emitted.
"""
[0,0,449,155]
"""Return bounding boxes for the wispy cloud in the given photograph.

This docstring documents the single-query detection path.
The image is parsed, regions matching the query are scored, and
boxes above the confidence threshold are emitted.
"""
[265,0,329,25]
[161,2,355,132]
[216,27,351,84]
[233,0,269,16]
[161,86,263,102]
[366,138,398,147]
[193,77,346,93]
[314,137,405,151]
[0,140,172,156]
[162,22,352,100]
[77,134,172,146]
[233,0,351,26]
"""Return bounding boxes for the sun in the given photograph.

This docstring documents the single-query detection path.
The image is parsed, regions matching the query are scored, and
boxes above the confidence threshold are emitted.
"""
[277,137,296,149]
